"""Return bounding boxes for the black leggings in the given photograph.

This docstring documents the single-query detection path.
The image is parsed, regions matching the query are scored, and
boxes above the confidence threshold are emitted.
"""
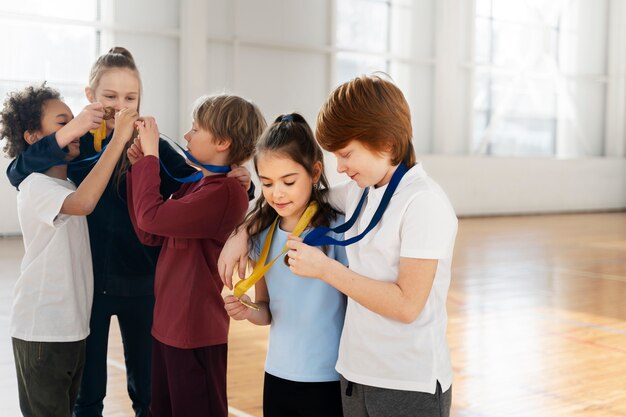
[73,293,154,417]
[263,372,343,417]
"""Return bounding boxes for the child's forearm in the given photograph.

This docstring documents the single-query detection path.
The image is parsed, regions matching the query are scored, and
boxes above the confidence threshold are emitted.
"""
[56,102,106,148]
[61,137,127,215]
[320,257,437,324]
[55,124,86,149]
[246,302,271,326]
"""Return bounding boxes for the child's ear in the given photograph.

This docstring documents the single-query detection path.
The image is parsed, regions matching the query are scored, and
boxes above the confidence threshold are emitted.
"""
[23,130,39,145]
[312,160,323,183]
[216,137,232,152]
[85,86,95,103]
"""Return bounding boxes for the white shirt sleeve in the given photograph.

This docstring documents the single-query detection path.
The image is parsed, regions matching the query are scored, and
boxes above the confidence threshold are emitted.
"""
[400,190,458,260]
[328,181,352,213]
[21,175,74,228]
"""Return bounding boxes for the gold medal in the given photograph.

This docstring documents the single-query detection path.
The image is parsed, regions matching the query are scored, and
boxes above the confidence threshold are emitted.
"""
[233,202,318,307]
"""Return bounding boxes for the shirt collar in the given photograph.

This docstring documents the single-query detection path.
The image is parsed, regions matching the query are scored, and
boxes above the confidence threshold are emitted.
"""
[366,162,426,201]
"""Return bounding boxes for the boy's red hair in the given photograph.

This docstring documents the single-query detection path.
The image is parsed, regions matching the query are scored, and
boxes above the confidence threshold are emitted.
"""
[316,74,416,167]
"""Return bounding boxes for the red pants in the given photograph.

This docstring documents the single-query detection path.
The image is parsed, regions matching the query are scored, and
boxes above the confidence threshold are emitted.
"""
[149,338,227,417]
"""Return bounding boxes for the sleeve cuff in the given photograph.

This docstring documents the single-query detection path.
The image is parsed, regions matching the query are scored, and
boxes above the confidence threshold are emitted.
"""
[46,133,70,160]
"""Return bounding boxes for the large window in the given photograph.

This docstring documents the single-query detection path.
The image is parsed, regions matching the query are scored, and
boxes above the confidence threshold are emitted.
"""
[335,0,435,154]
[0,0,101,115]
[472,0,608,157]
[336,0,390,83]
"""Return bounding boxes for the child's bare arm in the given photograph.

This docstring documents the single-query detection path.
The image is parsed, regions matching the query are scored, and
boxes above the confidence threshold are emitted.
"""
[286,239,438,324]
[55,103,105,148]
[61,108,138,215]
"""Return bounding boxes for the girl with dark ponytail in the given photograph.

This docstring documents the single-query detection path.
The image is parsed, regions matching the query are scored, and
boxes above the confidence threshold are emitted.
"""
[224,113,347,417]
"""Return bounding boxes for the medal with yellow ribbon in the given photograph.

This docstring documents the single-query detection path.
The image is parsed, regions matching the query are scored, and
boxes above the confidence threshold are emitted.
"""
[90,107,116,152]
[233,201,318,310]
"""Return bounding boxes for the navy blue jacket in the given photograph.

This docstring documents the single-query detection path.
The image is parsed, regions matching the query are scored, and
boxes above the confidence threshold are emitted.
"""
[7,132,254,296]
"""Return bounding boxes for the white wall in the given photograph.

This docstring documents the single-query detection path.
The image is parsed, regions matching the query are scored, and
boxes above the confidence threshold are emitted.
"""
[0,157,19,235]
[108,0,180,139]
[1,0,625,236]
[324,154,626,216]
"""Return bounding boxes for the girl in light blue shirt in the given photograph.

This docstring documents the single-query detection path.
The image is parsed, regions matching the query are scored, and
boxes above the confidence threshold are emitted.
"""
[224,113,348,417]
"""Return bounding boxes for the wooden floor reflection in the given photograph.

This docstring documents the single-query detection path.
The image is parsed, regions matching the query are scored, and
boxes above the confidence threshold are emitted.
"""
[1,212,625,416]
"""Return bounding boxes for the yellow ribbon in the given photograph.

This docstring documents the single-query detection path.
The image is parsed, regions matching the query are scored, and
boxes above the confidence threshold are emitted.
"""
[90,119,108,152]
[233,202,319,302]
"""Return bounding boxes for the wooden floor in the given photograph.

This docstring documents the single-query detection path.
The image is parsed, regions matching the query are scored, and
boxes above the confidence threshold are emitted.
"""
[1,212,625,416]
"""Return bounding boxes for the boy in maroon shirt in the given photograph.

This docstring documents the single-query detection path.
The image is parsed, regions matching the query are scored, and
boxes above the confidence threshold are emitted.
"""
[126,95,266,417]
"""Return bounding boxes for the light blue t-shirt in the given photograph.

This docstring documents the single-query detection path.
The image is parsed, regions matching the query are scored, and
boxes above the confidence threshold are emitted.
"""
[252,215,349,382]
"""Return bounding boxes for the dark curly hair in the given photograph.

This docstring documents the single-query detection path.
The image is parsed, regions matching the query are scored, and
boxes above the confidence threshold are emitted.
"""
[1,83,61,158]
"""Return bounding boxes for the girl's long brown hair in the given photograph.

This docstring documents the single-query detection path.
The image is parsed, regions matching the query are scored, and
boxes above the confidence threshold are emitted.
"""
[244,113,339,247]
[88,46,142,193]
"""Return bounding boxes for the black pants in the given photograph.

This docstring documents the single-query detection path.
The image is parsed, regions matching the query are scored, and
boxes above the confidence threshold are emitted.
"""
[263,372,343,417]
[73,293,154,417]
[13,337,86,417]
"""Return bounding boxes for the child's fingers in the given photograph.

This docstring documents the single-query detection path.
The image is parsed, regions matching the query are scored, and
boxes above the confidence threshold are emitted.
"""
[223,295,238,303]
[223,297,248,316]
[142,116,156,131]
[238,255,248,279]
[228,165,242,175]
[223,295,240,310]
[219,255,233,288]
[286,235,303,245]
[220,262,232,289]
[86,102,104,112]
[128,143,143,159]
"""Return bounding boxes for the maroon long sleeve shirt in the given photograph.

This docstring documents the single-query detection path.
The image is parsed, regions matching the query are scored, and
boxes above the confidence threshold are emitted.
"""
[127,156,248,348]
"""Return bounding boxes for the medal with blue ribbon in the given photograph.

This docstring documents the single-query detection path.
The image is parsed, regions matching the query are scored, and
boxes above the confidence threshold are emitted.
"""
[302,163,409,247]
[158,137,231,183]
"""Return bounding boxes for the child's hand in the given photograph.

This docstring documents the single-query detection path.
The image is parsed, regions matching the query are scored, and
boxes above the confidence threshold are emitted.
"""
[112,108,139,144]
[223,295,253,320]
[136,116,160,157]
[56,103,104,147]
[227,165,252,191]
[72,102,105,134]
[285,237,330,279]
[127,138,145,165]
[219,229,250,289]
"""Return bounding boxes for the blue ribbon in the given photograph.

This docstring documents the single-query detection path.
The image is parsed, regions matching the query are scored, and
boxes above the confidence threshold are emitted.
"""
[162,138,231,183]
[303,163,409,247]
[55,144,107,167]
[67,146,106,166]
[158,158,203,182]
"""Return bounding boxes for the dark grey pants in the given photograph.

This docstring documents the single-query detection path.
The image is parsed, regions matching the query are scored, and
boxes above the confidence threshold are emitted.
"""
[12,337,87,417]
[340,377,451,417]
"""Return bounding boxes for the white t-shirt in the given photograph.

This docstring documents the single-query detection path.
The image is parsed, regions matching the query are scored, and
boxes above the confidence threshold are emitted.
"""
[331,163,458,394]
[10,173,94,342]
